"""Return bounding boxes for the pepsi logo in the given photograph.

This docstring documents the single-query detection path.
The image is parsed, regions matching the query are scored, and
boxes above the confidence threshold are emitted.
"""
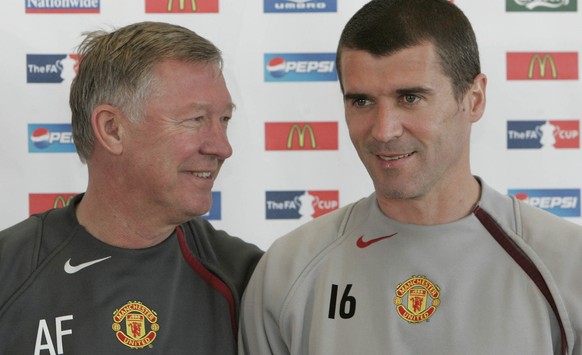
[31,128,51,149]
[514,192,529,200]
[267,57,286,78]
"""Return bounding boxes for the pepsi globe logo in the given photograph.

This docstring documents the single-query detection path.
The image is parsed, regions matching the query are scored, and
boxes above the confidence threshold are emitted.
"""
[267,57,287,78]
[31,128,51,149]
[514,192,528,201]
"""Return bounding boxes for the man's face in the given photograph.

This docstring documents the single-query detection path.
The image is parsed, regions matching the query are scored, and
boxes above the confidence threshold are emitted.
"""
[340,42,483,205]
[123,60,233,223]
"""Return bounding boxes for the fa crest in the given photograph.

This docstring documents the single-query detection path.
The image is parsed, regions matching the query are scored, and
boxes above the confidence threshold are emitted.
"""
[112,301,160,349]
[394,275,440,323]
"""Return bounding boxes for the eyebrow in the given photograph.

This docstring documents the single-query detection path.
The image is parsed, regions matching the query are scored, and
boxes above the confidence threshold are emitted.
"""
[343,92,369,101]
[191,102,237,111]
[395,86,434,96]
[343,86,435,102]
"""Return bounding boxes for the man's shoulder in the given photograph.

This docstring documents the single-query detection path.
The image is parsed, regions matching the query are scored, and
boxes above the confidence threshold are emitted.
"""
[241,196,373,317]
[512,197,582,340]
[480,182,582,261]
[181,217,263,299]
[256,195,372,287]
[0,216,43,277]
[269,196,370,257]
[0,206,78,254]
[0,207,78,307]
[0,215,42,246]
[183,217,263,262]
[515,199,582,253]
[518,198,582,232]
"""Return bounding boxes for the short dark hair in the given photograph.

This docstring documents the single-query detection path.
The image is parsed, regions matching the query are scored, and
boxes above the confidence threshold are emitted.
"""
[336,0,480,101]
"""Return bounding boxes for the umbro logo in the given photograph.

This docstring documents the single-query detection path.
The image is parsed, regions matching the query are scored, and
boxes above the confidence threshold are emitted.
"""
[64,256,111,274]
[356,233,398,248]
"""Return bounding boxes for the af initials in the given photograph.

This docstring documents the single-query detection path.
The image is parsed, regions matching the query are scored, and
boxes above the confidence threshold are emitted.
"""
[35,315,73,355]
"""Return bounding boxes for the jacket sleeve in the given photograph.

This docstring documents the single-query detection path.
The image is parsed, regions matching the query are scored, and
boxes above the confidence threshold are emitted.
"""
[184,218,264,316]
[238,203,357,355]
[238,251,290,355]
[203,223,263,299]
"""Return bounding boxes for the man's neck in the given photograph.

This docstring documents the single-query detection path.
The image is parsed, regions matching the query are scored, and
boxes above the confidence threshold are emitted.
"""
[376,177,481,225]
[75,189,176,249]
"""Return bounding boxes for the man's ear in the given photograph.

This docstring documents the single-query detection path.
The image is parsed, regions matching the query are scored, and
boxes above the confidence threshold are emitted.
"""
[91,104,125,156]
[467,73,487,123]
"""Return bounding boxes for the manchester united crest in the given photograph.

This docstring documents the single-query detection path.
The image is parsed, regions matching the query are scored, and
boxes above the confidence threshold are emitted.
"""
[393,275,440,323]
[112,301,160,349]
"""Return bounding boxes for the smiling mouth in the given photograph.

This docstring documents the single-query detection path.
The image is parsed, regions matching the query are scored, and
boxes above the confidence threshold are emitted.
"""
[378,152,415,161]
[192,172,212,179]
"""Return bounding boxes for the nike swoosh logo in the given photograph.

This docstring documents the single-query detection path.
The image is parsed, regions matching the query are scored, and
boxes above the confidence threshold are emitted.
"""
[64,256,111,274]
[356,233,398,248]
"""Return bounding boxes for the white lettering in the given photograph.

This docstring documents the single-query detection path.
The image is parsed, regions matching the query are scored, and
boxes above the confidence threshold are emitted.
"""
[48,132,74,144]
[284,61,335,73]
[507,130,538,139]
[266,200,297,210]
[557,128,579,140]
[55,315,73,354]
[35,319,56,355]
[274,2,326,10]
[528,196,578,209]
[28,0,98,8]
[27,64,59,74]
[34,315,73,355]
[317,199,338,209]
[318,61,335,73]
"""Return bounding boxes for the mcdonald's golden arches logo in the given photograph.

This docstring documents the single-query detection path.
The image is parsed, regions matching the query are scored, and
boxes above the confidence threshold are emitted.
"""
[29,193,79,216]
[507,52,578,80]
[265,122,338,151]
[168,0,197,11]
[288,124,317,149]
[528,54,557,79]
[145,0,218,13]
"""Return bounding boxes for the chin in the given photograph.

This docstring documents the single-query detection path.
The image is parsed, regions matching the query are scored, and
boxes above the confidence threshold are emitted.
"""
[176,200,211,219]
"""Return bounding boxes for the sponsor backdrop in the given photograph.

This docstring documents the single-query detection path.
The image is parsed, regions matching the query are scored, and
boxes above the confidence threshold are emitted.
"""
[0,0,581,250]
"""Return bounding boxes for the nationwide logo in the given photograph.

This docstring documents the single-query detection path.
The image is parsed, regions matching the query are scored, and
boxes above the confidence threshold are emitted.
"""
[507,120,580,149]
[265,53,337,82]
[265,122,338,150]
[507,52,578,80]
[25,0,100,13]
[264,0,337,13]
[27,54,79,83]
[112,301,160,349]
[145,0,218,13]
[265,190,339,220]
[28,124,76,153]
[506,0,577,11]
[202,191,221,220]
[509,188,581,217]
[29,193,78,215]
[394,275,441,324]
